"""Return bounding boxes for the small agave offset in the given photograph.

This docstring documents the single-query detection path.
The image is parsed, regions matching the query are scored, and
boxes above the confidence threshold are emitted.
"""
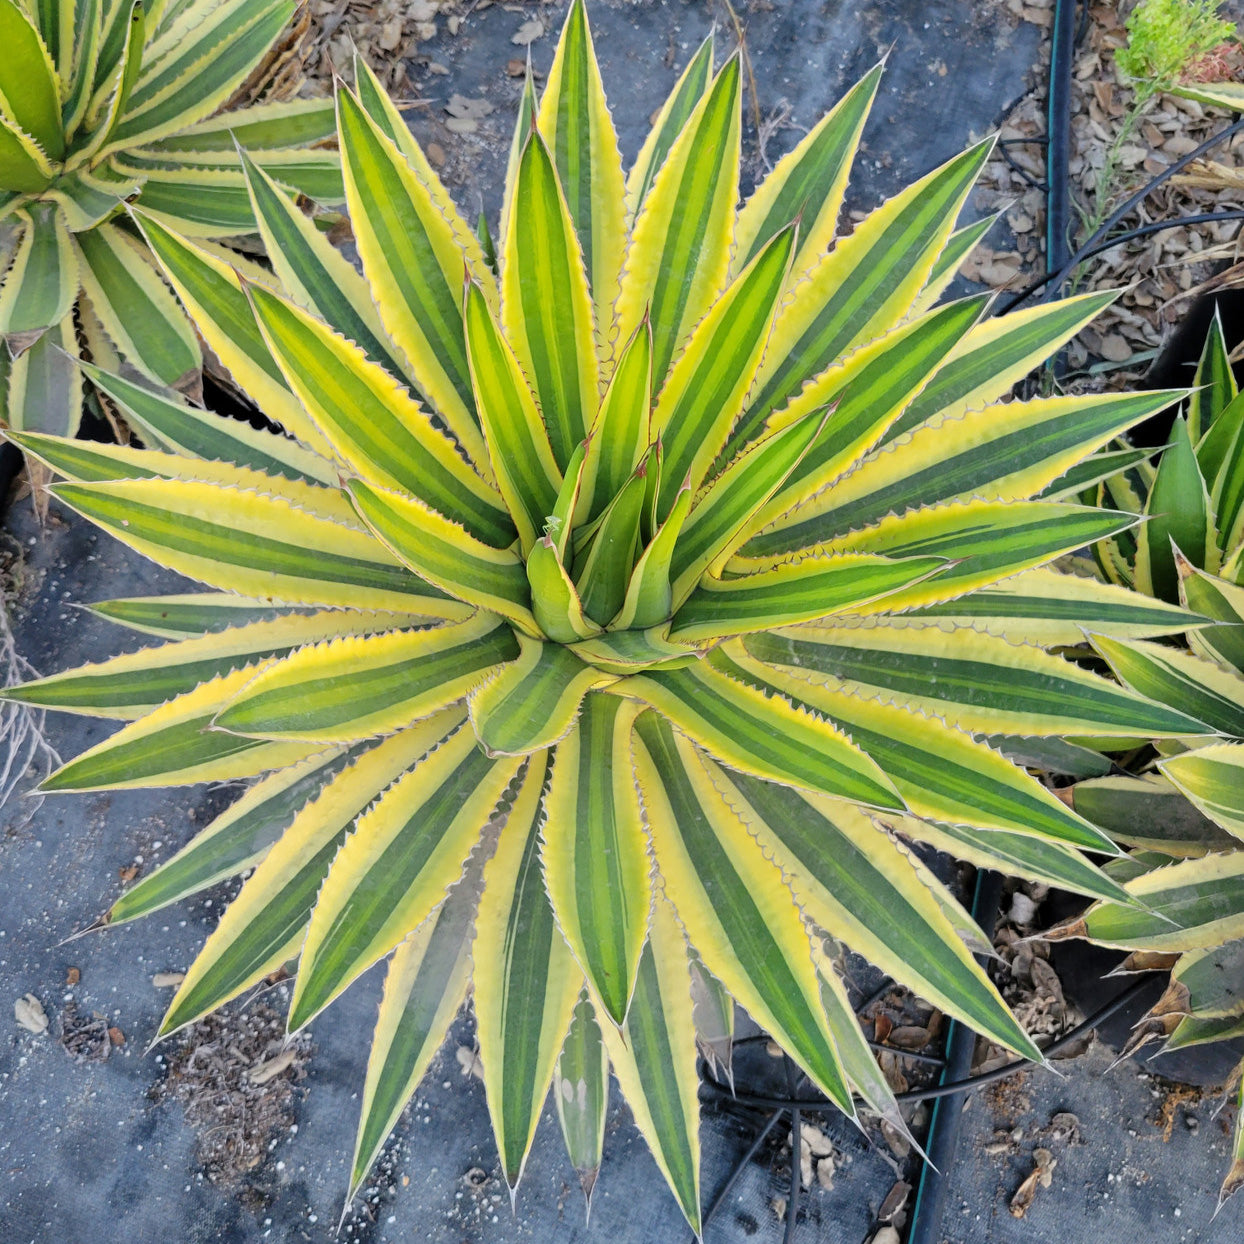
[4,2,1216,1229]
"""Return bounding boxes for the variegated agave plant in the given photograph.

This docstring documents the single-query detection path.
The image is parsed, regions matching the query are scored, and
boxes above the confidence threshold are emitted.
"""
[5,2,1212,1228]
[0,0,341,437]
[1047,315,1244,1206]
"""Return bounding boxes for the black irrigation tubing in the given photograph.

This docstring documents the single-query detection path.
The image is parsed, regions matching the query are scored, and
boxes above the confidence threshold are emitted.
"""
[1000,112,1244,315]
[1043,0,1077,304]
[697,973,1154,1118]
[907,870,1004,1244]
[695,973,1155,1241]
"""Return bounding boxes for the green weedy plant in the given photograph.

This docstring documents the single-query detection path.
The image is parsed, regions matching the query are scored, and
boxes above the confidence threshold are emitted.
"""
[1047,313,1244,1206]
[0,0,342,438]
[2,3,1218,1227]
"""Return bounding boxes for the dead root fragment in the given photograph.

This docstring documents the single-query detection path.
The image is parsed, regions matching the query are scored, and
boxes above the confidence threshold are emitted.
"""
[1009,1147,1056,1218]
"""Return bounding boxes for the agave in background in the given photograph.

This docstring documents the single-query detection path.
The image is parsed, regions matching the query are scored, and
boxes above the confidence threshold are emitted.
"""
[4,2,1211,1227]
[1048,313,1244,1206]
[0,0,341,437]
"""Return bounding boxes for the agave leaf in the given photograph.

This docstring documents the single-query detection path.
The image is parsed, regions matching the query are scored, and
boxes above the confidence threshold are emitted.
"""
[5,313,81,436]
[783,499,1139,608]
[885,290,1120,443]
[52,476,460,615]
[5,609,418,719]
[248,283,513,545]
[721,646,1119,851]
[216,614,520,744]
[1069,773,1238,858]
[350,860,480,1200]
[714,769,1042,1062]
[902,565,1201,645]
[625,32,714,221]
[0,112,55,193]
[616,56,740,385]
[615,660,903,811]
[733,62,881,278]
[337,84,491,468]
[0,0,65,159]
[135,210,335,458]
[109,747,355,925]
[542,695,649,1024]
[0,204,77,339]
[149,96,337,152]
[474,751,582,1190]
[289,722,521,1030]
[74,222,200,388]
[79,362,338,486]
[537,0,626,356]
[462,279,563,553]
[669,551,947,643]
[597,892,701,1235]
[1049,852,1244,953]
[159,722,448,1037]
[347,479,536,634]
[553,990,609,1209]
[1161,744,1244,841]
[104,0,294,152]
[1188,305,1236,443]
[350,52,492,289]
[737,294,989,535]
[501,128,600,468]
[1136,416,1213,602]
[790,390,1181,545]
[636,715,855,1114]
[910,214,999,315]
[580,320,653,524]
[575,462,649,624]
[745,616,1208,739]
[239,148,408,382]
[87,593,318,639]
[1094,634,1244,738]
[41,666,319,793]
[11,430,357,520]
[468,636,610,756]
[737,139,992,453]
[1181,562,1244,673]
[891,815,1130,904]
[651,223,796,520]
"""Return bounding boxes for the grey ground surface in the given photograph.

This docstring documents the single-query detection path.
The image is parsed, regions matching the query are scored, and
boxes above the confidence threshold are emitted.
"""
[7,2,1240,1242]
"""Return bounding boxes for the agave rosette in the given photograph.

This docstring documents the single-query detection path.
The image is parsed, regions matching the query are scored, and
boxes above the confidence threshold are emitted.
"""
[1048,316,1244,1205]
[6,3,1212,1226]
[0,0,341,436]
